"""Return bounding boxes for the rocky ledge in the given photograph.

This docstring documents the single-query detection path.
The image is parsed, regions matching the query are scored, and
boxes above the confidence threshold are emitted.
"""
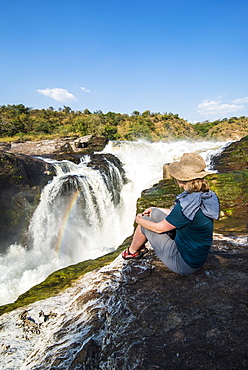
[4,135,108,159]
[0,234,247,369]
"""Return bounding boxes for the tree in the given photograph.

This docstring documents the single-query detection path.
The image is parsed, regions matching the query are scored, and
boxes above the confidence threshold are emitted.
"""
[73,117,89,136]
[104,125,119,140]
[142,110,151,117]
[63,106,72,113]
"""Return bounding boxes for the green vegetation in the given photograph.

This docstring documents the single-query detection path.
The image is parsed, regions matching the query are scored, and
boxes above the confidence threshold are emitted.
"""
[1,104,248,142]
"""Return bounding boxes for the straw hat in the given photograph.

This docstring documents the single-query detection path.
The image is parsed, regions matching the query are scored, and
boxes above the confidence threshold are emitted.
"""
[168,153,212,181]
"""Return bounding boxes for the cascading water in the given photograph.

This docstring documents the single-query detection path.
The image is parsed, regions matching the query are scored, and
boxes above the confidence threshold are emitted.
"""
[0,140,230,306]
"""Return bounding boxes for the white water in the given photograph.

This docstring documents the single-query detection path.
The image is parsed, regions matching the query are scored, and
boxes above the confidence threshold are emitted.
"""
[0,140,230,306]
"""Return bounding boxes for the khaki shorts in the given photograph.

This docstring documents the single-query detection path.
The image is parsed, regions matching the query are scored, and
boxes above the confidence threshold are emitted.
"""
[140,208,199,276]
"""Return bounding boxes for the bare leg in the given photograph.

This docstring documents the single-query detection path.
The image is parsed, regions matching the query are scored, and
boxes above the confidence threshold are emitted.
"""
[129,225,147,254]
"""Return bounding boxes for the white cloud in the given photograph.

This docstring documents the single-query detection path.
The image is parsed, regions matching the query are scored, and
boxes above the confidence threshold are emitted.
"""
[197,98,244,118]
[232,97,248,104]
[37,88,77,103]
[80,86,90,93]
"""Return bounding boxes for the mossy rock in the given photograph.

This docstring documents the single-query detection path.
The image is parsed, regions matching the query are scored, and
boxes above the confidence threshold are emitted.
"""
[0,236,132,316]
[137,173,248,235]
[208,171,248,234]
[0,151,28,187]
[136,179,178,214]
[212,135,248,172]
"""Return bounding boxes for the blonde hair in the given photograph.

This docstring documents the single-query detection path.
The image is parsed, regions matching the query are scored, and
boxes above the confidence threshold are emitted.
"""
[184,178,210,193]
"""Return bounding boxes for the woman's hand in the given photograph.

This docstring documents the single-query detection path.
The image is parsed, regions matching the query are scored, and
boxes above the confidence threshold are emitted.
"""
[135,213,143,223]
[142,207,153,217]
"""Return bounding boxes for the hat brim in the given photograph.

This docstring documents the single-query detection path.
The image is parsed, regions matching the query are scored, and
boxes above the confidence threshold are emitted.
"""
[168,162,212,181]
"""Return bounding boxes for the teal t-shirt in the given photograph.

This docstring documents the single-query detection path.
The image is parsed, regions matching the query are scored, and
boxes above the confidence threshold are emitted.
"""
[166,203,214,268]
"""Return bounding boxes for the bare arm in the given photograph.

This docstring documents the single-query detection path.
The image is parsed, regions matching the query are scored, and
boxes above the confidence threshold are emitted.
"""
[135,213,176,233]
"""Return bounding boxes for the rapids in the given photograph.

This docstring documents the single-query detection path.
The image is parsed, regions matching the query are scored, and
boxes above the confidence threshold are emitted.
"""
[0,140,230,306]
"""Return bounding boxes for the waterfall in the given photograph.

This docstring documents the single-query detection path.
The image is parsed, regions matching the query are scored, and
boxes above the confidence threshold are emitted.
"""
[0,140,230,306]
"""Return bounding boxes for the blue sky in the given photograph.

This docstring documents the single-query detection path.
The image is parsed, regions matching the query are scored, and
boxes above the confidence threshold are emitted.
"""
[1,0,248,122]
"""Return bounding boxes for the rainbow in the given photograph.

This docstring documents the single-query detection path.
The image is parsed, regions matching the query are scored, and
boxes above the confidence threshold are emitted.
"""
[54,190,81,256]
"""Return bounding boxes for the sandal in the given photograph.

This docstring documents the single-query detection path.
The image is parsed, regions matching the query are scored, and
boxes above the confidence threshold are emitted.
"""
[139,244,148,254]
[122,246,148,260]
[138,243,148,253]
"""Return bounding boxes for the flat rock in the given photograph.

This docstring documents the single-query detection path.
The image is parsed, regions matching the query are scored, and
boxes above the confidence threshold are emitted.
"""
[5,135,108,157]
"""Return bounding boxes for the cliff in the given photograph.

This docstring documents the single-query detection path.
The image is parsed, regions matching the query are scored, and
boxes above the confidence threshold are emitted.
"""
[0,135,108,252]
[0,138,248,369]
[0,152,55,250]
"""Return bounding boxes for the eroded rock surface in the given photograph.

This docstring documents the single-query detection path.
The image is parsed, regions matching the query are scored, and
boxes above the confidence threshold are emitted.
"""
[6,135,108,158]
[0,236,247,369]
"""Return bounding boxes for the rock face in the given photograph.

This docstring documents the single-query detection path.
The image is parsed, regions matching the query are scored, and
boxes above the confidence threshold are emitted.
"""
[212,135,248,172]
[0,135,109,251]
[209,171,248,234]
[0,152,55,251]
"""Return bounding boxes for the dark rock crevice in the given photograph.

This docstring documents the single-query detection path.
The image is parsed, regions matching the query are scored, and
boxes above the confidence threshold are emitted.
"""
[0,152,55,251]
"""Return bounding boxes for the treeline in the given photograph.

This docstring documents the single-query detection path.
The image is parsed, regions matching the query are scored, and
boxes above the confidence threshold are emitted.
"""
[1,104,248,142]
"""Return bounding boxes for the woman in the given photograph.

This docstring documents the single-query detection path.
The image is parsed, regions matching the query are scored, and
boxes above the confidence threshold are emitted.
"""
[122,153,220,276]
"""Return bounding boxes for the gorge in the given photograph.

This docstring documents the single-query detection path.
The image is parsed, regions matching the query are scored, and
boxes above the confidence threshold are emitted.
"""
[0,137,247,369]
[0,139,228,307]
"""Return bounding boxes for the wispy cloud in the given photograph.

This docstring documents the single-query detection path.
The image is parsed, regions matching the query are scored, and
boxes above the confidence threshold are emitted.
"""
[197,98,244,119]
[232,97,248,104]
[80,86,90,93]
[37,88,77,103]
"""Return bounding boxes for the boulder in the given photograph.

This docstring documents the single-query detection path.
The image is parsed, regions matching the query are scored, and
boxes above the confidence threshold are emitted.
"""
[7,137,75,156]
[72,135,93,149]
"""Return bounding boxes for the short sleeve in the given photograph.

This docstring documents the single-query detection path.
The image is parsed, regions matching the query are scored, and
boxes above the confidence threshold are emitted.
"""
[166,203,190,229]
